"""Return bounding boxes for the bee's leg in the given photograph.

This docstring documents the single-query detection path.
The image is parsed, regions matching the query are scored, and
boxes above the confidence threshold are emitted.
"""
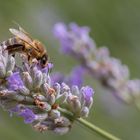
[28,55,31,61]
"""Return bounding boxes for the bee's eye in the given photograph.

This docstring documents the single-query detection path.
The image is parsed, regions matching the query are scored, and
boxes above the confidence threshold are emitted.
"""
[42,57,46,64]
[41,55,48,65]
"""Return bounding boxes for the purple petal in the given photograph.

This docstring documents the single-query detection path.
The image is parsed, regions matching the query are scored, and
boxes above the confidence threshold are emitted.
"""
[7,72,24,91]
[19,108,36,124]
[53,23,67,39]
[69,23,90,38]
[82,86,94,103]
[51,72,64,85]
[68,66,84,87]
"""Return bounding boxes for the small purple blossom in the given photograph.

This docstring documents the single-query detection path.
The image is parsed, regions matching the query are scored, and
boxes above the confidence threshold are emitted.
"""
[7,72,24,91]
[51,72,64,85]
[39,62,54,74]
[53,22,96,54]
[19,108,36,124]
[67,66,84,87]
[69,23,90,42]
[82,86,94,102]
[53,23,67,39]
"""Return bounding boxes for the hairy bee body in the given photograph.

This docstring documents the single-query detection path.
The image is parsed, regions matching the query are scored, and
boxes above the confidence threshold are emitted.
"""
[0,27,48,67]
[0,37,25,53]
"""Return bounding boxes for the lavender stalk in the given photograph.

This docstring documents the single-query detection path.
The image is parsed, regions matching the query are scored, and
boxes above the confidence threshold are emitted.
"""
[0,41,120,139]
[53,23,140,107]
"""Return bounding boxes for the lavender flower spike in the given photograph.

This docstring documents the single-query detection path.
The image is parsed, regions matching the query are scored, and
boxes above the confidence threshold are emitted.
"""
[53,22,140,105]
[0,44,94,135]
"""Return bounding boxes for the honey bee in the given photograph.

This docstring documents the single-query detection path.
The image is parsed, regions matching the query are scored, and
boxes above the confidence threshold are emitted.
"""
[0,26,48,67]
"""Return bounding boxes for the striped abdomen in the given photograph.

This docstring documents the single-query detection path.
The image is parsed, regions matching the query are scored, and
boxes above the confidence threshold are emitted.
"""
[0,37,25,53]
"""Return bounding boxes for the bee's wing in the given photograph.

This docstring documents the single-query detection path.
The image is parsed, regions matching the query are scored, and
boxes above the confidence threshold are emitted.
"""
[12,21,31,37]
[9,28,33,44]
[19,26,30,37]
[9,28,39,52]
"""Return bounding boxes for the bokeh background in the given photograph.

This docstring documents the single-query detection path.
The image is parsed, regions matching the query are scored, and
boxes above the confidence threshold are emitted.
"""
[0,0,140,140]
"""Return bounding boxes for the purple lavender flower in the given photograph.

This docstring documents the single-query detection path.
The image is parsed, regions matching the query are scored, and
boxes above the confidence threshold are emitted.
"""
[53,23,73,53]
[41,62,54,74]
[51,66,84,87]
[53,23,139,104]
[53,22,95,54]
[81,86,94,105]
[51,72,64,85]
[67,66,84,87]
[19,108,36,124]
[69,23,91,42]
[0,27,95,135]
[7,72,24,91]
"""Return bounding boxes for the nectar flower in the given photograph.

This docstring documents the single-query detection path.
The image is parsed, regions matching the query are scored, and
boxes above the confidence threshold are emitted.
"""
[53,22,140,105]
[0,45,94,135]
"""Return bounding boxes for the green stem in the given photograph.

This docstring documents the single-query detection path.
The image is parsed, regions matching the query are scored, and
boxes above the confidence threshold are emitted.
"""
[77,118,120,140]
[58,107,121,140]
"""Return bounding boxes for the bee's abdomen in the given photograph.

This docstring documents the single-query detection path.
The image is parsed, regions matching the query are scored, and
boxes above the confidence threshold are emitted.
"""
[0,37,25,53]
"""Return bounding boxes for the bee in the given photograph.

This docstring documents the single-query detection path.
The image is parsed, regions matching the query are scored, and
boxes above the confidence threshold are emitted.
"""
[0,26,48,67]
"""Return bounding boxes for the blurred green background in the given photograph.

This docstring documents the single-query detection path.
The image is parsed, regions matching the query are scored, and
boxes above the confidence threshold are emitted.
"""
[0,0,140,140]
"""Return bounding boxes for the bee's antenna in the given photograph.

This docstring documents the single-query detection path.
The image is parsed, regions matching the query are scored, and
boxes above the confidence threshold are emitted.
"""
[12,20,21,28]
[12,21,29,35]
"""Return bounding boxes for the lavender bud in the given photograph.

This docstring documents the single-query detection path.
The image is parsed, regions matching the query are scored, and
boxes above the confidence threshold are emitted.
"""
[6,71,13,77]
[38,102,51,111]
[86,97,93,109]
[80,86,94,107]
[59,117,71,127]
[35,113,48,121]
[1,51,8,66]
[33,94,47,101]
[6,56,15,72]
[55,92,68,104]
[42,73,47,83]
[13,94,25,102]
[33,71,43,88]
[54,117,71,127]
[41,83,49,94]
[53,127,70,135]
[47,94,56,105]
[53,83,61,97]
[30,66,38,78]
[24,96,34,103]
[0,90,17,97]
[0,62,6,78]
[22,72,33,90]
[71,85,80,96]
[80,106,89,117]
[49,109,61,119]
[61,83,70,93]
[19,86,30,95]
[67,95,81,114]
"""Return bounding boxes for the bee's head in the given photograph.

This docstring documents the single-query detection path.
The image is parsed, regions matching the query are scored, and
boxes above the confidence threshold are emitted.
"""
[40,54,48,67]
